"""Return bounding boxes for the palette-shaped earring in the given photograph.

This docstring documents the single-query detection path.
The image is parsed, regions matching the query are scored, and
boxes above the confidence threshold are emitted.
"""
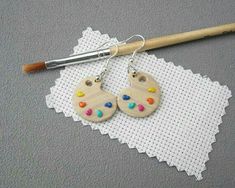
[72,76,117,122]
[117,71,160,117]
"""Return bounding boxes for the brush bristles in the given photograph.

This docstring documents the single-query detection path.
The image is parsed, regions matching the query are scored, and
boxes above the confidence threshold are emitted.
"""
[22,61,46,73]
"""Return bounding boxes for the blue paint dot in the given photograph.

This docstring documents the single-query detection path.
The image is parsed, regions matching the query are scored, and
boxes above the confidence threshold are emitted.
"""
[122,95,130,100]
[104,102,112,108]
[128,102,136,109]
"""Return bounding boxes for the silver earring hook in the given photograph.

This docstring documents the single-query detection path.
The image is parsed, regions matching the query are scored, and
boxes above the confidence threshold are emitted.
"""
[120,34,145,59]
[119,35,145,76]
[95,40,119,83]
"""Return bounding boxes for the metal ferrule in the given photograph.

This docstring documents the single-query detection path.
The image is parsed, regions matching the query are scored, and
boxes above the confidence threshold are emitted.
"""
[45,48,111,69]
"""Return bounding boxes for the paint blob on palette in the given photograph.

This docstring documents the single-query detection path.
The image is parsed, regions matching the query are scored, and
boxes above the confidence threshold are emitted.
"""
[72,76,117,122]
[117,72,160,117]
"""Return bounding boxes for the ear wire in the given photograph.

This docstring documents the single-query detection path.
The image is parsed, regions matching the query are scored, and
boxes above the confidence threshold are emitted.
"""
[119,35,145,76]
[95,35,145,82]
[95,41,119,83]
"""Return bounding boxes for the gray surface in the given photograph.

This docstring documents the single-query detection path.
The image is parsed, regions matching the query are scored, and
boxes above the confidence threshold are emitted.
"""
[0,0,235,187]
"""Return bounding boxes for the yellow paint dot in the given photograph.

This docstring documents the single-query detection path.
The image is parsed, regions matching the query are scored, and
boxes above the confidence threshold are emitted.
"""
[148,87,156,93]
[76,91,85,97]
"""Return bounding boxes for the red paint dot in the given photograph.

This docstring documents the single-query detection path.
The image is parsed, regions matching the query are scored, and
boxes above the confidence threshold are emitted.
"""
[85,108,92,116]
[138,104,145,111]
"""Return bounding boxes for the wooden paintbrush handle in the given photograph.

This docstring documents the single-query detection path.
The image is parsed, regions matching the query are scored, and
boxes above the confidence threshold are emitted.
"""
[23,22,235,73]
[111,23,235,56]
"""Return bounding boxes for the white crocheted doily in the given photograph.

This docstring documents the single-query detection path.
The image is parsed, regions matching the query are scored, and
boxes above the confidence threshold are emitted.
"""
[46,27,231,180]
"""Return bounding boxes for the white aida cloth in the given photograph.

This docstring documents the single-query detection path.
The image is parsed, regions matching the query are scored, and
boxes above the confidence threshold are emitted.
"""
[46,27,232,180]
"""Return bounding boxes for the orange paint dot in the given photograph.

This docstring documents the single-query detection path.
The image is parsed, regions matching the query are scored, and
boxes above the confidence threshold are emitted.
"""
[79,102,86,108]
[147,98,154,104]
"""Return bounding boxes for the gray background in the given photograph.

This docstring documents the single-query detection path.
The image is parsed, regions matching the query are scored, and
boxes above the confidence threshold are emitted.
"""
[1,0,235,187]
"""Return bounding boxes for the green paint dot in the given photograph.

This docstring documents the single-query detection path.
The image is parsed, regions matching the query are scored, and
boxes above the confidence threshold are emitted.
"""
[96,110,103,118]
[128,102,136,109]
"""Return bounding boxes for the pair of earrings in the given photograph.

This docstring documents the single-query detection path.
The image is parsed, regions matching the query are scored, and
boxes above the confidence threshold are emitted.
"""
[72,35,160,122]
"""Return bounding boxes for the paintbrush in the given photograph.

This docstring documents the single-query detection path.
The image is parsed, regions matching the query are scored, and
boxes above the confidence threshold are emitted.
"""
[22,23,235,73]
